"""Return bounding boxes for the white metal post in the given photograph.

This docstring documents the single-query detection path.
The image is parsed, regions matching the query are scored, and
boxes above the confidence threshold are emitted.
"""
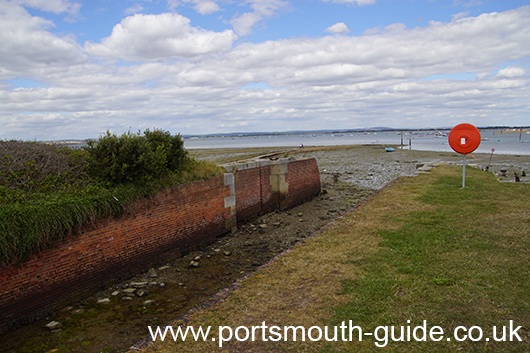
[462,154,466,188]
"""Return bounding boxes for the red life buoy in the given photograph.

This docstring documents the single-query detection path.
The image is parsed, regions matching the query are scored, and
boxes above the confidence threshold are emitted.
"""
[448,123,481,154]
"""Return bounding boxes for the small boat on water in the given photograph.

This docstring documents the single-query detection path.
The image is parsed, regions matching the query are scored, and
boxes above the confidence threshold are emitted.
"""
[385,147,395,152]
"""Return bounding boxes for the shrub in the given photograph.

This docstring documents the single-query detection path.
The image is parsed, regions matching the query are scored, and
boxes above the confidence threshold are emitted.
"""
[0,140,90,202]
[84,129,188,184]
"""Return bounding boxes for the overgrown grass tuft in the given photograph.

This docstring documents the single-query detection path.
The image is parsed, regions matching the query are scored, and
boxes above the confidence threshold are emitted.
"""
[0,139,224,265]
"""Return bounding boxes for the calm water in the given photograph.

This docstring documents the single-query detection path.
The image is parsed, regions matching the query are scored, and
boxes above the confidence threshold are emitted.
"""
[184,130,530,155]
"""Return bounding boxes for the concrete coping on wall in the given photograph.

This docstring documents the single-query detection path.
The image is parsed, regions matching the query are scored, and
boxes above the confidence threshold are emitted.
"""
[221,157,297,173]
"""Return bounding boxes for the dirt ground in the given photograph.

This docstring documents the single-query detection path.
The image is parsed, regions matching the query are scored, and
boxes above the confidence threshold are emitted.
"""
[2,145,529,353]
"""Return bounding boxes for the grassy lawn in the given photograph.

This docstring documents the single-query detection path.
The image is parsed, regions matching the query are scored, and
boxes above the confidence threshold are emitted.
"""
[144,165,530,352]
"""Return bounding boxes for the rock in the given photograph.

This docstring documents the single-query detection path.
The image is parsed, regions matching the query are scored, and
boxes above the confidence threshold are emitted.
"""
[159,282,166,288]
[297,212,303,217]
[259,224,267,229]
[122,296,133,301]
[224,251,232,256]
[158,265,171,271]
[130,282,148,288]
[213,248,221,253]
[111,291,120,296]
[193,255,201,261]
[72,309,85,314]
[97,298,110,304]
[45,321,62,330]
[136,289,149,297]
[143,300,156,306]
[148,268,158,278]
[149,282,158,286]
[189,261,200,268]
[123,288,136,294]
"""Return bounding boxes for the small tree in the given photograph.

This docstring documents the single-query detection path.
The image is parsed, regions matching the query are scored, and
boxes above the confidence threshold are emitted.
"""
[84,129,188,184]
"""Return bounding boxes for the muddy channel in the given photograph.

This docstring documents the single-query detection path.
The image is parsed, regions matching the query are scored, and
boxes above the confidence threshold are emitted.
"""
[2,146,529,353]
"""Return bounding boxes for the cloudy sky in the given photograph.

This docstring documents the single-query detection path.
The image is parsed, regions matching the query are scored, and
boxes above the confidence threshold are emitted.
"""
[1,0,529,140]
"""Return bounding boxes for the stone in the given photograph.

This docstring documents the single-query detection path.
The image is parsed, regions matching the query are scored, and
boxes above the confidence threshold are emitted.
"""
[136,289,149,297]
[189,261,200,268]
[213,248,221,253]
[143,300,156,306]
[45,321,62,330]
[193,255,201,261]
[72,309,85,314]
[148,268,158,278]
[123,288,136,294]
[259,224,267,229]
[97,298,110,304]
[122,296,133,301]
[159,282,166,288]
[130,282,148,288]
[224,251,232,256]
[158,265,171,271]
[111,291,120,297]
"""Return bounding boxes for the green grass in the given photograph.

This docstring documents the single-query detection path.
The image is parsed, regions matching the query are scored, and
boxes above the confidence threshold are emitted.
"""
[330,167,530,352]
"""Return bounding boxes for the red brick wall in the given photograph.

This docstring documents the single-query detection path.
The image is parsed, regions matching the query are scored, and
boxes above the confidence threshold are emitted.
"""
[0,176,232,333]
[0,158,320,333]
[283,158,321,210]
[234,163,263,222]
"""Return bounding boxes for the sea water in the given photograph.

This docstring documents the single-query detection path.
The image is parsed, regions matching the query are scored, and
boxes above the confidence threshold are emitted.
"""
[183,130,530,155]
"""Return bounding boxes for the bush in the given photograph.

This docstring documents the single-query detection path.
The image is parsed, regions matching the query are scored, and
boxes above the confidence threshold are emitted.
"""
[84,129,188,184]
[0,140,90,202]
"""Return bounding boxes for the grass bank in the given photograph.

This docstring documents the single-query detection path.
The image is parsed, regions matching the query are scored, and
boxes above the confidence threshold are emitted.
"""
[145,165,530,352]
[0,138,223,265]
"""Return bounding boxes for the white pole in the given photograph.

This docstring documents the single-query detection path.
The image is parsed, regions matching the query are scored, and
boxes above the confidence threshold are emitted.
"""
[462,154,466,188]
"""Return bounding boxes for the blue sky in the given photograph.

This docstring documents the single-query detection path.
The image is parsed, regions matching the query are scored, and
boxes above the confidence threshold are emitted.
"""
[1,0,529,140]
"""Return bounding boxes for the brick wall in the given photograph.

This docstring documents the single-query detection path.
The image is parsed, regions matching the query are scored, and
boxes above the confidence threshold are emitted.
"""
[0,158,320,333]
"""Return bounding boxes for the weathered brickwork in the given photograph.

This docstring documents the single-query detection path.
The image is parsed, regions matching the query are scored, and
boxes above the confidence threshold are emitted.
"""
[283,158,321,210]
[0,158,320,333]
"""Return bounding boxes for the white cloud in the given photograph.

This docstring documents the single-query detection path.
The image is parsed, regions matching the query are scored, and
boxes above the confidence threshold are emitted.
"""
[194,0,220,14]
[0,1,86,80]
[496,66,527,78]
[125,4,144,15]
[451,11,470,21]
[167,0,220,15]
[84,13,237,61]
[325,22,350,34]
[13,0,81,15]
[230,0,288,36]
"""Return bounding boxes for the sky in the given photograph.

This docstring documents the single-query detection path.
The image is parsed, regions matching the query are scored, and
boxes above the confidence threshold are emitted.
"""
[1,0,529,140]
